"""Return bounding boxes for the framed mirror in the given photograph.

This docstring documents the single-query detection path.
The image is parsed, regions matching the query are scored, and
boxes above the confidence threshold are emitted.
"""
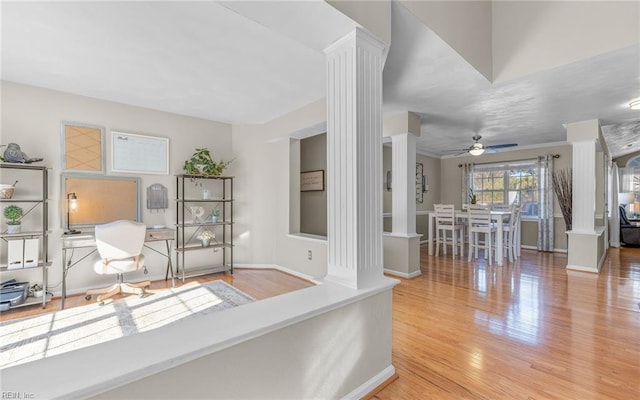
[61,121,106,173]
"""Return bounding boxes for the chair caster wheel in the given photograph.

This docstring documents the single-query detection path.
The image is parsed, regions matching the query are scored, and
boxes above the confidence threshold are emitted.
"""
[85,295,92,301]
[99,301,105,306]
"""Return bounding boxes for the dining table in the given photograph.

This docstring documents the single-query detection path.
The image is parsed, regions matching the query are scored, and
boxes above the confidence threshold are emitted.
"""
[427,209,517,266]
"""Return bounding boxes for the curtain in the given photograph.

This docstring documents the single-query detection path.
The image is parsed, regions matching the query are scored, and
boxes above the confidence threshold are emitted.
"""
[461,163,474,206]
[609,163,620,247]
[537,155,554,251]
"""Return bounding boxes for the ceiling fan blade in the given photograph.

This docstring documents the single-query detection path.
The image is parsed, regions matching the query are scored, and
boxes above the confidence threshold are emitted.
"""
[485,143,518,150]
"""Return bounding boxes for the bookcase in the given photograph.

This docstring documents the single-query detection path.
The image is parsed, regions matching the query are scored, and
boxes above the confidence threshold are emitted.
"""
[0,164,51,309]
[175,174,233,281]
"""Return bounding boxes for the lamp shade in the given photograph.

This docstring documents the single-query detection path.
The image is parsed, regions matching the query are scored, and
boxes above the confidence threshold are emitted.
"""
[469,143,485,156]
[618,192,635,205]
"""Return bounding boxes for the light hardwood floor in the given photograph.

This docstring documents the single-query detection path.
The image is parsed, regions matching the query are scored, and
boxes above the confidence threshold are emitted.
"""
[2,250,639,399]
[0,268,315,322]
[375,246,640,399]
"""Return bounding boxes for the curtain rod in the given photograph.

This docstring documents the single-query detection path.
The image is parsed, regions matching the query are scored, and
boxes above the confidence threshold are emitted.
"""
[458,154,560,168]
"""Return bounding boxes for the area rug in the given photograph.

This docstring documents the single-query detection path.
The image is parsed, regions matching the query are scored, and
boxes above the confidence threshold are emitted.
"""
[0,280,254,369]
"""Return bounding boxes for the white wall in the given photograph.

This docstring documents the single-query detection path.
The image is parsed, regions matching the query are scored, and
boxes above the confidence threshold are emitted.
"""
[492,1,640,82]
[0,81,232,294]
[232,99,328,277]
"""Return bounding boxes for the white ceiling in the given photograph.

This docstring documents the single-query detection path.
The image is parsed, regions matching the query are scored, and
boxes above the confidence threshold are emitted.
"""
[2,1,639,158]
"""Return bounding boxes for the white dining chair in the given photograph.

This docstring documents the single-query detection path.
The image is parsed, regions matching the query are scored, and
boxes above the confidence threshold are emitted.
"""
[467,204,496,265]
[434,204,465,258]
[501,204,521,263]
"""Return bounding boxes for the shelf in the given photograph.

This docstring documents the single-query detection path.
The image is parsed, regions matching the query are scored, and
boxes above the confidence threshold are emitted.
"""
[0,261,53,271]
[176,198,233,203]
[175,243,232,253]
[178,174,234,180]
[177,264,232,280]
[1,293,52,310]
[0,163,49,171]
[0,199,49,203]
[174,221,231,228]
[0,231,51,239]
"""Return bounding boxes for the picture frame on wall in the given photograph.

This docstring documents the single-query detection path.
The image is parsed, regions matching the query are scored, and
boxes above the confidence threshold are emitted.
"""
[301,170,324,192]
[60,121,106,173]
[111,131,169,175]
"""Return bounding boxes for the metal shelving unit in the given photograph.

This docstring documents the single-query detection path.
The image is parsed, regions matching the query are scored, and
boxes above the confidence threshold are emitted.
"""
[0,164,50,309]
[175,174,233,282]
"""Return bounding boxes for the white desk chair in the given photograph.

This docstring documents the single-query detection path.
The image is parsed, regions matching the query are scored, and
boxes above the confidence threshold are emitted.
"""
[434,204,465,258]
[85,220,150,303]
[467,205,497,265]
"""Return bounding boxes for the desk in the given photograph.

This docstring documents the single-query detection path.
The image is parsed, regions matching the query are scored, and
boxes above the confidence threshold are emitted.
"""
[427,210,515,266]
[61,227,175,309]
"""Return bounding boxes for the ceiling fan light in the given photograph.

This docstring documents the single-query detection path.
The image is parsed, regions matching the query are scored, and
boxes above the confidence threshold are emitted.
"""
[630,99,640,110]
[469,142,485,156]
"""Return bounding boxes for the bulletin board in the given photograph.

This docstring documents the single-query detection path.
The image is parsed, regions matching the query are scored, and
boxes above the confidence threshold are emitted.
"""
[112,131,169,175]
[63,175,140,227]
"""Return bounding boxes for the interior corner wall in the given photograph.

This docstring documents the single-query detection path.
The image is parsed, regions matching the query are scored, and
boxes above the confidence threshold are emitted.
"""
[232,99,328,278]
[439,144,573,250]
[0,81,232,294]
[300,133,327,236]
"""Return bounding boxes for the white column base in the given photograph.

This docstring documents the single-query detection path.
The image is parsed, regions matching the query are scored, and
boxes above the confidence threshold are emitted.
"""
[383,233,421,278]
[566,227,607,273]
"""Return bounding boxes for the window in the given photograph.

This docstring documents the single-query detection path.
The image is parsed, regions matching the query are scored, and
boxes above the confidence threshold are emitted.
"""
[472,160,538,218]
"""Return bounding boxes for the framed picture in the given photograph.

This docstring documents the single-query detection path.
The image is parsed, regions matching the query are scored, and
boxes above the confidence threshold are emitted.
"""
[111,131,169,175]
[301,170,324,192]
[61,121,106,173]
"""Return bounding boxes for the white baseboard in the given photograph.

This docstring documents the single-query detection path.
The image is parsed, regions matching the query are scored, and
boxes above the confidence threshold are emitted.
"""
[566,264,599,273]
[342,364,396,400]
[520,245,567,254]
[234,264,323,284]
[383,268,421,279]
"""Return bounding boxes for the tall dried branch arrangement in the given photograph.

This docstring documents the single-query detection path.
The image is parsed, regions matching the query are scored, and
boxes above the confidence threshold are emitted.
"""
[552,168,572,230]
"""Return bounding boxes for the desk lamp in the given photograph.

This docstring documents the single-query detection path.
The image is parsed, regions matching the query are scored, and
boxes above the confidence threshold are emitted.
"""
[64,192,81,235]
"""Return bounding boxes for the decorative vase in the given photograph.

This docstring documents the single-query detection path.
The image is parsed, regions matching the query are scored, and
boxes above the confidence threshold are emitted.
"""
[6,224,21,234]
[211,215,218,223]
[200,238,211,247]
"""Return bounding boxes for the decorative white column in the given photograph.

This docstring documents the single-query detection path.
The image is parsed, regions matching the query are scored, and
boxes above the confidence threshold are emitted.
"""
[566,119,609,273]
[572,140,596,233]
[391,133,417,236]
[325,28,385,289]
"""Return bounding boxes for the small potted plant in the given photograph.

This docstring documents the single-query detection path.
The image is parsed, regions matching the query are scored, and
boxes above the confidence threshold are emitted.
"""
[183,148,232,177]
[208,207,221,223]
[468,189,477,205]
[196,230,215,247]
[4,205,23,234]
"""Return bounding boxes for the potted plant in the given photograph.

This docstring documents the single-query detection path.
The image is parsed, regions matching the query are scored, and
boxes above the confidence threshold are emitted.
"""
[196,230,215,247]
[183,148,232,177]
[468,189,477,205]
[4,205,23,234]
[208,207,221,223]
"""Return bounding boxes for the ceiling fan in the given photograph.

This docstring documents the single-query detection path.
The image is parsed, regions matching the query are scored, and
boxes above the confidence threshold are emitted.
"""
[449,135,518,156]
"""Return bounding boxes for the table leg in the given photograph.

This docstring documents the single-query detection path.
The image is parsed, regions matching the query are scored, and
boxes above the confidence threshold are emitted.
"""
[61,249,67,310]
[428,214,434,255]
[496,215,504,266]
